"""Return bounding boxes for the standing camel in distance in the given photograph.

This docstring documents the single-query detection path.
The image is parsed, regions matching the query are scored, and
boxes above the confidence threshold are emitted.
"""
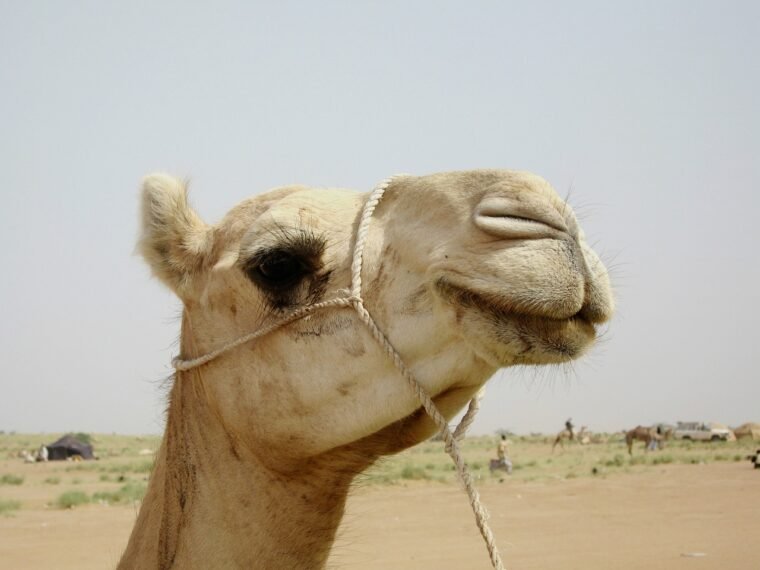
[120,170,614,569]
[625,426,670,455]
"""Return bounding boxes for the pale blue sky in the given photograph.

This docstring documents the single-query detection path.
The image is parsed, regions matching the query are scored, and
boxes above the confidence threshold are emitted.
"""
[1,1,758,435]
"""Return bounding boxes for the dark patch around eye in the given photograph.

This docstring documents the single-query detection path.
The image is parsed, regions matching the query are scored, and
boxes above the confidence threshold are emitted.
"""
[249,252,309,288]
[241,231,329,309]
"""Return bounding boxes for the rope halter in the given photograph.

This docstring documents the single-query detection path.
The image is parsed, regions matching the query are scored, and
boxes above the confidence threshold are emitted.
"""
[172,175,506,570]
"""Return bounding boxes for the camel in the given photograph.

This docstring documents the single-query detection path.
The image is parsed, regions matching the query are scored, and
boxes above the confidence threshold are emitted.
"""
[552,426,588,452]
[119,169,614,569]
[625,426,670,455]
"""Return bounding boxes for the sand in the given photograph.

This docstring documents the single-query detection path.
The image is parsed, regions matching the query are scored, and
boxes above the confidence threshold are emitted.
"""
[0,462,756,569]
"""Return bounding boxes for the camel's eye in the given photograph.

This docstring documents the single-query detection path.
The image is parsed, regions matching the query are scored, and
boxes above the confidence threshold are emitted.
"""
[246,251,310,289]
[241,231,327,308]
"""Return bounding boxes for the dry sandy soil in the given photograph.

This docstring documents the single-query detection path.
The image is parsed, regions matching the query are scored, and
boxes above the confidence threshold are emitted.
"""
[0,462,756,569]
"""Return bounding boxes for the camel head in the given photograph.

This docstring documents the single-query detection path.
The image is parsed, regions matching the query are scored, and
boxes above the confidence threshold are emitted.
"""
[139,170,613,464]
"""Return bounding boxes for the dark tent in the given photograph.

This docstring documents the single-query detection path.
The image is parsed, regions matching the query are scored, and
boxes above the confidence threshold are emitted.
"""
[46,435,94,460]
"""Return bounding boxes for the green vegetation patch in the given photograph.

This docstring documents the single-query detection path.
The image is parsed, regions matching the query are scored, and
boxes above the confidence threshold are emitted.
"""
[0,474,24,485]
[0,499,21,516]
[400,464,434,480]
[604,454,626,468]
[56,490,90,509]
[93,482,147,505]
[71,432,93,444]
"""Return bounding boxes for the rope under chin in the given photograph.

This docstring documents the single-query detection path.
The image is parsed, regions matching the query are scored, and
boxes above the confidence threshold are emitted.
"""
[172,175,506,570]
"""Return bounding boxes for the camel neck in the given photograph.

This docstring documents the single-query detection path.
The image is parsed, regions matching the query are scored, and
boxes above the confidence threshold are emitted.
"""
[118,371,355,570]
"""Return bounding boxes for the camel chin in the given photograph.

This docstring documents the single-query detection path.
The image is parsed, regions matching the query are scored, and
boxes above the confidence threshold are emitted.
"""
[483,311,597,365]
[434,279,601,367]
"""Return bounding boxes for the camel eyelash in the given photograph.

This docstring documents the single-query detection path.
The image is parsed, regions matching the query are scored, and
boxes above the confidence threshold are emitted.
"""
[238,230,329,311]
[244,229,326,271]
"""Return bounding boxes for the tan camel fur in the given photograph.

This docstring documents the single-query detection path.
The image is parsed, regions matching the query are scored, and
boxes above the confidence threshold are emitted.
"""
[552,426,588,452]
[119,170,614,569]
[626,425,671,455]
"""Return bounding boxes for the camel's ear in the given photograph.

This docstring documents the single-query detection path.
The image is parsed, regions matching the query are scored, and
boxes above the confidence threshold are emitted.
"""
[138,174,212,295]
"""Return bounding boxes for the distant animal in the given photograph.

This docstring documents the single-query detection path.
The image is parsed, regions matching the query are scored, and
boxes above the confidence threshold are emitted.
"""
[625,426,670,455]
[552,425,588,452]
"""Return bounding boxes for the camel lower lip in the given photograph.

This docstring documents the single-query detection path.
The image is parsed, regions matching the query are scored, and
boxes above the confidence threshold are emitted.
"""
[436,279,593,329]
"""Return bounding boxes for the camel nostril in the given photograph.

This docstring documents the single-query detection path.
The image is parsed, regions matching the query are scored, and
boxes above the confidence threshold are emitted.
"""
[474,196,568,239]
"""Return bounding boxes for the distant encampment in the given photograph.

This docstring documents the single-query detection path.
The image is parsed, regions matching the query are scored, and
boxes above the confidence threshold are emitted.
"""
[733,423,760,441]
[45,434,94,460]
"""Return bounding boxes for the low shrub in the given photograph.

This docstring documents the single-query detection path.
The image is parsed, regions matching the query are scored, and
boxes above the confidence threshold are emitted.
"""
[93,482,147,504]
[686,456,706,465]
[71,432,93,444]
[604,454,626,468]
[56,490,90,509]
[400,464,432,480]
[0,499,21,516]
[0,474,24,485]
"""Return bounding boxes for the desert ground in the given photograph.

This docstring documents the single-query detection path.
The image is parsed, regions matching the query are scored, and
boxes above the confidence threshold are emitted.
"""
[0,433,757,569]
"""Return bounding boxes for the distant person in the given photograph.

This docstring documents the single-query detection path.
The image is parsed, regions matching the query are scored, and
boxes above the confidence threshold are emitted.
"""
[497,435,512,474]
[648,425,663,451]
[37,444,48,462]
[565,418,575,441]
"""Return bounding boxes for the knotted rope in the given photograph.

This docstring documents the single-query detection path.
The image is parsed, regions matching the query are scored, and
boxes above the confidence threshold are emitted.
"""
[172,175,506,570]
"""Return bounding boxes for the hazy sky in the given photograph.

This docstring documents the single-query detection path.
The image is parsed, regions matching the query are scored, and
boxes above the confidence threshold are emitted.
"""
[1,1,758,436]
